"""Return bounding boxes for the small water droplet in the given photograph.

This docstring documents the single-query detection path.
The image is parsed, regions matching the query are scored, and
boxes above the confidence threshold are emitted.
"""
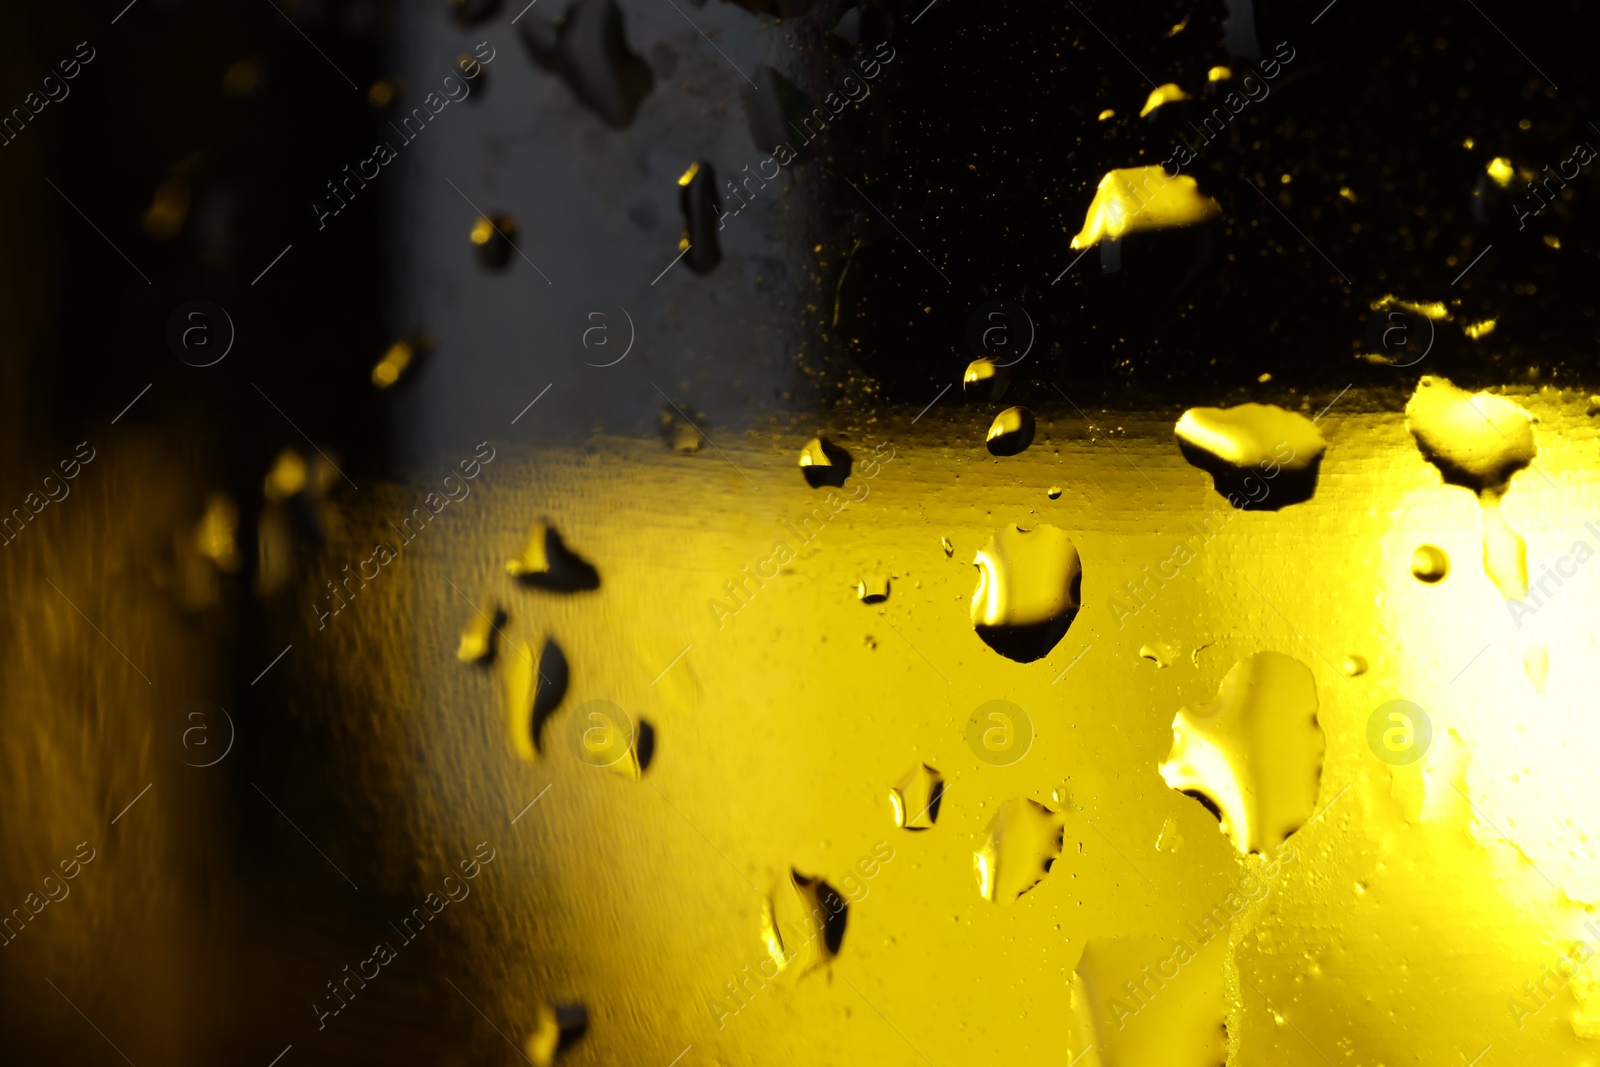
[941,536,955,557]
[798,436,852,488]
[1155,814,1184,852]
[457,602,506,664]
[1410,544,1449,583]
[856,574,890,604]
[1525,644,1548,693]
[1047,485,1062,499]
[986,406,1036,456]
[973,798,1063,903]
[963,357,1012,402]
[660,403,703,453]
[1158,652,1325,855]
[1342,654,1368,677]
[1139,643,1174,668]
[469,213,519,271]
[518,0,654,128]
[524,1002,587,1067]
[970,523,1083,663]
[890,764,944,830]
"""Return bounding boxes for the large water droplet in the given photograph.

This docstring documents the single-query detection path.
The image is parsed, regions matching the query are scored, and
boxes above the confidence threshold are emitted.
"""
[1070,167,1221,250]
[506,519,600,592]
[677,160,722,274]
[517,0,654,128]
[855,574,890,604]
[1410,544,1449,583]
[504,637,569,760]
[761,869,848,974]
[1158,651,1325,855]
[1070,936,1229,1067]
[1406,375,1536,599]
[890,763,944,830]
[973,798,1063,904]
[986,406,1036,456]
[1174,403,1326,510]
[970,523,1083,663]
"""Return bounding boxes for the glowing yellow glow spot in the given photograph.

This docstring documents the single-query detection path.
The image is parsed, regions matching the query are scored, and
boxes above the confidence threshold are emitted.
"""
[194,493,240,573]
[1339,186,1357,201]
[1167,15,1189,35]
[1370,294,1450,320]
[1544,234,1561,249]
[371,339,414,388]
[367,79,397,107]
[263,449,308,502]
[1207,65,1232,82]
[677,162,700,187]
[1462,136,1476,148]
[469,215,496,245]
[1070,167,1221,249]
[677,234,691,252]
[1139,83,1191,117]
[1463,318,1498,340]
[1487,156,1514,187]
[1097,108,1115,121]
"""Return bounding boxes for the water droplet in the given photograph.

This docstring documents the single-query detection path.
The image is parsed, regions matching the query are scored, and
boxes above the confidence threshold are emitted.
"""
[890,764,944,830]
[371,332,433,389]
[517,0,653,128]
[1174,403,1326,510]
[676,160,722,274]
[457,602,506,664]
[856,574,890,604]
[1158,652,1325,855]
[970,523,1083,663]
[1139,643,1174,668]
[761,869,848,973]
[798,436,852,488]
[1155,814,1184,852]
[1070,936,1228,1064]
[1410,544,1449,583]
[506,519,600,592]
[986,406,1036,456]
[469,213,519,271]
[524,1002,587,1067]
[1047,485,1062,499]
[941,536,955,557]
[1070,167,1221,251]
[1139,82,1191,117]
[973,798,1063,904]
[660,403,703,452]
[503,637,569,760]
[963,357,1012,402]
[1525,644,1548,693]
[1342,654,1368,677]
[1406,375,1535,599]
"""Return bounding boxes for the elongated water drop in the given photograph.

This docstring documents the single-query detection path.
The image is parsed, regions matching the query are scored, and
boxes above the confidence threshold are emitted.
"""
[970,523,1083,663]
[1158,652,1325,855]
[890,764,943,830]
